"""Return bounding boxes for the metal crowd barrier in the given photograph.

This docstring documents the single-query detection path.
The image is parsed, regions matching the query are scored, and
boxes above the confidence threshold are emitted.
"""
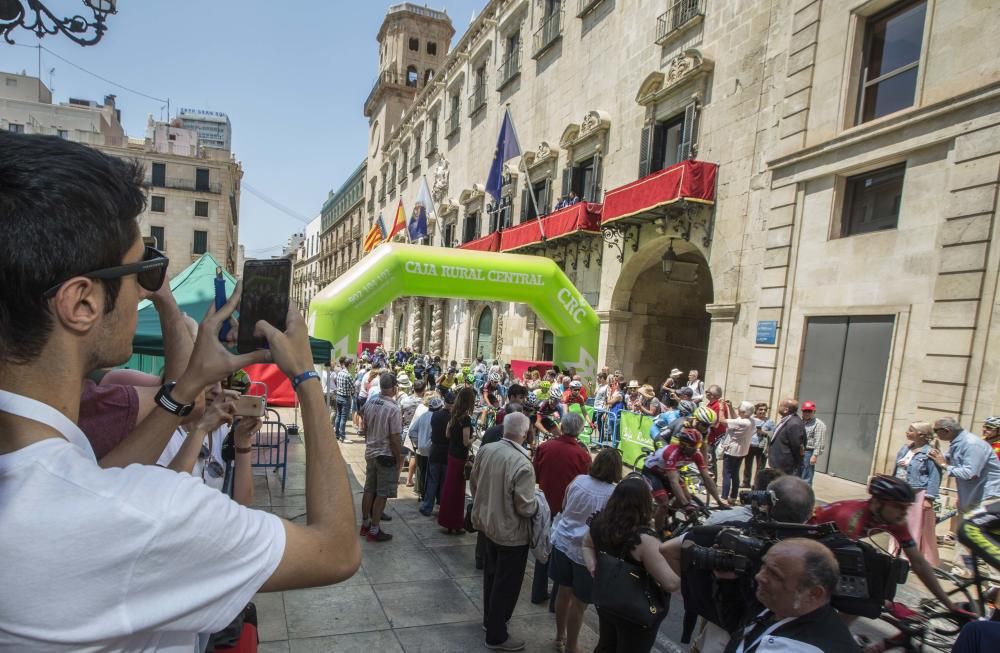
[252,420,288,491]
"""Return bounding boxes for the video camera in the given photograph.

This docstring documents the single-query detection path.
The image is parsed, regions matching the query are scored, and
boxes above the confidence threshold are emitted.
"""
[680,490,910,618]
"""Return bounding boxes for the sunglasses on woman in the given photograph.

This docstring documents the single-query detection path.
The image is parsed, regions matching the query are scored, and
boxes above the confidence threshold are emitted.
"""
[43,246,169,298]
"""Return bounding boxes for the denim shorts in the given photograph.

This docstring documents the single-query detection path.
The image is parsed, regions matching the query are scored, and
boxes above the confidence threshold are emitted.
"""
[548,546,593,603]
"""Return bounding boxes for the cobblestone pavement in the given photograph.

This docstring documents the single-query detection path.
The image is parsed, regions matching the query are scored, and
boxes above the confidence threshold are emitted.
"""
[251,408,933,652]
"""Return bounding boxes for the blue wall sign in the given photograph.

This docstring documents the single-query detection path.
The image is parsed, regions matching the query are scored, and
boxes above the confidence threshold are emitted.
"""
[756,320,778,345]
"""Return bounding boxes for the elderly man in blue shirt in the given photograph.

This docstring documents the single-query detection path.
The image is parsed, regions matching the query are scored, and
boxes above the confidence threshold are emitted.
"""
[929,417,1000,511]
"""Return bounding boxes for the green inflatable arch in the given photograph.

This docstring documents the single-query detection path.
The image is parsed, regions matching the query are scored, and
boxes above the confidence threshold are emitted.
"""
[308,243,600,383]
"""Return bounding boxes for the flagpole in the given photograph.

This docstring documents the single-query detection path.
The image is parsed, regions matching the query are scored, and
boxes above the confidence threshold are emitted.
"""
[505,105,545,241]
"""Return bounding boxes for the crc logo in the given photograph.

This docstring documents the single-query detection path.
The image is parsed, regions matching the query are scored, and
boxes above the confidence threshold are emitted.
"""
[557,287,587,324]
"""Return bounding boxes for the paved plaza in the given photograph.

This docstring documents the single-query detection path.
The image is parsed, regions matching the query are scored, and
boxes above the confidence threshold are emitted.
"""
[252,409,931,652]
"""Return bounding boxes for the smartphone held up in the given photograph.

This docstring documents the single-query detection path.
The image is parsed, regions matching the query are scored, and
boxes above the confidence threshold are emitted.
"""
[236,258,292,354]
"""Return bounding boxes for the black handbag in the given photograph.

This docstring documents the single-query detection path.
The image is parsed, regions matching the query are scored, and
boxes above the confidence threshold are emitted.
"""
[591,551,669,629]
[464,500,477,533]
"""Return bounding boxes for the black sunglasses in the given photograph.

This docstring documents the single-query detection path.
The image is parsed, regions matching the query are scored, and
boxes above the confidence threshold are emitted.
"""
[44,246,169,298]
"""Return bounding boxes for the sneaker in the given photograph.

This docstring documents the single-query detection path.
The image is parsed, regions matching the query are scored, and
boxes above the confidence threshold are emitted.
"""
[359,523,370,536]
[367,529,393,543]
[486,637,525,651]
[419,508,433,517]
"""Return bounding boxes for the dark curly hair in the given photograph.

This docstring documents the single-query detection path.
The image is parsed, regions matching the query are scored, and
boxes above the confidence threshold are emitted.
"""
[589,476,652,554]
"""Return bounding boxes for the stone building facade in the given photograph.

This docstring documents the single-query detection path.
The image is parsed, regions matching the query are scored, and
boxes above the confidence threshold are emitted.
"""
[346,0,1000,484]
[291,215,322,315]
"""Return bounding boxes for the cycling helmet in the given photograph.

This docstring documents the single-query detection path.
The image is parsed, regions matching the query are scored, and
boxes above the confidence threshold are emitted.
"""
[675,428,703,447]
[868,474,916,503]
[692,406,717,426]
[523,393,539,410]
[569,380,583,390]
[549,387,562,400]
[984,416,1000,429]
[678,400,696,417]
[465,372,475,383]
[489,372,501,383]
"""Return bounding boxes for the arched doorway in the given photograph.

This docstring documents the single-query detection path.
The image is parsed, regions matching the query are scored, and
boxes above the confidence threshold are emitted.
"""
[476,307,493,359]
[609,237,714,386]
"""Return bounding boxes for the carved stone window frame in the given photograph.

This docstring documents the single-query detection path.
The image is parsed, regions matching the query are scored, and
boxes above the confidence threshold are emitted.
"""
[635,49,713,122]
[559,109,611,164]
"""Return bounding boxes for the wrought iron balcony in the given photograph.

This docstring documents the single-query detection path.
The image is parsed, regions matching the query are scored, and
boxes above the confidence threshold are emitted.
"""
[532,8,563,59]
[468,84,487,116]
[577,0,605,17]
[425,132,438,156]
[655,0,704,45]
[497,48,521,90]
[150,176,221,194]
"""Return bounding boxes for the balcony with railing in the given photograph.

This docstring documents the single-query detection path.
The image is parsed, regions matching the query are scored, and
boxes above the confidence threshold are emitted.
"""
[149,176,221,194]
[468,83,487,116]
[364,67,424,116]
[378,184,386,203]
[497,48,521,90]
[446,110,461,137]
[532,8,564,58]
[655,0,704,45]
[426,130,438,156]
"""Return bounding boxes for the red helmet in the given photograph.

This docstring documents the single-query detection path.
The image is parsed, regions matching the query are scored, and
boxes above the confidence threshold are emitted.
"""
[676,428,703,447]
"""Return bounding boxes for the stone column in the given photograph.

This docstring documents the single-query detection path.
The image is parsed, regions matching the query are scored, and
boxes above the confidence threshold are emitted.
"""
[410,297,425,352]
[704,303,740,391]
[431,299,445,356]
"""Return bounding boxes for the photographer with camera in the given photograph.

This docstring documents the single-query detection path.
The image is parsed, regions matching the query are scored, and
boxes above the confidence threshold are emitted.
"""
[660,475,816,652]
[811,474,959,612]
[641,427,730,532]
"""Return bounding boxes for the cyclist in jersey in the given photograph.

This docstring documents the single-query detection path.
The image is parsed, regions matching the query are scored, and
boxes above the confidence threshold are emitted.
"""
[642,428,729,532]
[562,380,587,410]
[535,386,565,433]
[952,499,1000,651]
[481,372,502,411]
[811,474,958,612]
[983,416,1000,461]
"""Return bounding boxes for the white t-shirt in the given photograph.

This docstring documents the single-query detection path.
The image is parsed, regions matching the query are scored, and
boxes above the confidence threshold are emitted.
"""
[550,475,615,565]
[156,426,227,493]
[0,437,286,651]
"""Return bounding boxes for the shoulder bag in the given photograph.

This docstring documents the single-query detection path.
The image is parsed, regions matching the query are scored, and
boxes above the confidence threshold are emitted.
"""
[591,549,668,629]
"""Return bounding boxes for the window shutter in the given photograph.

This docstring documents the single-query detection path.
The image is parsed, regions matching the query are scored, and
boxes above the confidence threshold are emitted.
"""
[541,179,551,215]
[561,167,572,199]
[638,124,652,179]
[679,101,698,161]
[590,152,602,202]
[521,187,529,221]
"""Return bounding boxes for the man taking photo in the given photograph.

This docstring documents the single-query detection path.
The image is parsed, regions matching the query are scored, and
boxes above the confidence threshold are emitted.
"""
[0,133,360,650]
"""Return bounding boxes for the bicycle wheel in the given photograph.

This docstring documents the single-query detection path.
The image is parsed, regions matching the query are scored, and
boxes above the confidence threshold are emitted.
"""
[919,611,965,650]
[931,567,979,612]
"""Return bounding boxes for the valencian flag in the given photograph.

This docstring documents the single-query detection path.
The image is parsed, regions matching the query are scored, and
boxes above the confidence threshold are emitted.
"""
[408,176,433,242]
[363,211,386,253]
[387,199,407,241]
[485,106,522,202]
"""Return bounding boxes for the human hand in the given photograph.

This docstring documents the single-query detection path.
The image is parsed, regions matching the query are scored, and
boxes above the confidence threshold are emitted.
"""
[928,449,946,466]
[234,416,262,448]
[197,394,237,433]
[810,455,818,464]
[149,279,178,308]
[253,305,314,380]
[176,282,271,399]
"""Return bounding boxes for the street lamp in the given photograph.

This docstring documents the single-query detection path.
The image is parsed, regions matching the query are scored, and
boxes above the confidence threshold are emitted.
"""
[0,0,117,47]
[661,239,678,278]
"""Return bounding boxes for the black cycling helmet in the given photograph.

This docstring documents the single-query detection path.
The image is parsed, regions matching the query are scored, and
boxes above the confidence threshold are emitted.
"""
[868,474,916,503]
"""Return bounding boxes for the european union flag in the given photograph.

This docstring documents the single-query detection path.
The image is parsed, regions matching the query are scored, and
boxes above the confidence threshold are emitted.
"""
[485,107,522,202]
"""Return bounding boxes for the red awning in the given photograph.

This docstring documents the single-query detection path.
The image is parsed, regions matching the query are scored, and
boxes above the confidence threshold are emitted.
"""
[499,202,602,252]
[458,231,501,252]
[601,160,717,224]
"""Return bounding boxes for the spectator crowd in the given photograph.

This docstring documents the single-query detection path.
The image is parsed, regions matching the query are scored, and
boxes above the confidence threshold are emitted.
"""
[2,132,1000,652]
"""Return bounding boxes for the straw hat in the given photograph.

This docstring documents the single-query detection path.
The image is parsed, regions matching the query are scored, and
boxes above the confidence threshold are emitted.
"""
[639,384,656,399]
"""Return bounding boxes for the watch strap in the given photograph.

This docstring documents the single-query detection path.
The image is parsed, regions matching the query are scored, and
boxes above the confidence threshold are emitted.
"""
[155,382,194,417]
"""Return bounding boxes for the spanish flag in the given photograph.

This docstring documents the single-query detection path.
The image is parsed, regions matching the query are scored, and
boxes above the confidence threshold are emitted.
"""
[387,199,407,241]
[363,212,386,253]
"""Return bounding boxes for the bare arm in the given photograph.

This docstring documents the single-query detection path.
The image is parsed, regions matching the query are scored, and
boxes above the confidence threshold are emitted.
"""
[256,308,360,591]
[462,425,473,447]
[167,395,236,473]
[151,287,195,383]
[232,417,261,507]
[904,545,956,611]
[582,531,597,576]
[700,470,729,507]
[167,426,205,473]
[635,534,680,593]
[665,469,691,505]
[659,535,685,576]
[389,432,403,470]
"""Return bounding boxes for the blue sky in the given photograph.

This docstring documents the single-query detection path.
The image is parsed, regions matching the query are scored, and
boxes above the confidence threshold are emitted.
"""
[3,0,485,257]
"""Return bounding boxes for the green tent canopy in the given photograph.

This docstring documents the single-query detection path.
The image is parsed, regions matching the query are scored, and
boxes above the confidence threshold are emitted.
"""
[126,253,331,372]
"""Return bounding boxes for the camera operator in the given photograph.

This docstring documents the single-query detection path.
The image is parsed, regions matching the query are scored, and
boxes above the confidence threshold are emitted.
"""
[723,538,860,652]
[660,475,815,652]
[0,133,360,650]
[811,474,959,612]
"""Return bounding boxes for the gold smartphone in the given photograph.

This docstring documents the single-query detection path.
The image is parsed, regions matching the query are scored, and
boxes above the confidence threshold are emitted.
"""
[234,395,265,418]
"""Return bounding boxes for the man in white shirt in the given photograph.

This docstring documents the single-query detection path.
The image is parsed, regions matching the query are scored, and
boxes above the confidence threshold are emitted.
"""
[0,133,360,651]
